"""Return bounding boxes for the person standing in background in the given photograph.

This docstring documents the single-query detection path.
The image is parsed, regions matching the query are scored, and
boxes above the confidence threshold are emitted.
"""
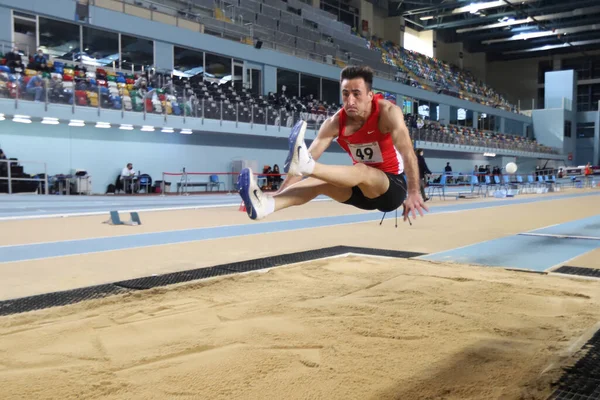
[416,149,431,202]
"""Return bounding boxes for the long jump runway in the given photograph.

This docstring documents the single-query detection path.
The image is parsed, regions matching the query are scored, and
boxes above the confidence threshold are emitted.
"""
[1,189,600,400]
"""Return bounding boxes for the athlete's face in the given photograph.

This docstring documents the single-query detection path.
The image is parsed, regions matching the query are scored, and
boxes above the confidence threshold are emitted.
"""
[341,78,373,119]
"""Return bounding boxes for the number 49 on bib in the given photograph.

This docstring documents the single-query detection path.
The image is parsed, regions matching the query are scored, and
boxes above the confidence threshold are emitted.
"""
[348,142,383,164]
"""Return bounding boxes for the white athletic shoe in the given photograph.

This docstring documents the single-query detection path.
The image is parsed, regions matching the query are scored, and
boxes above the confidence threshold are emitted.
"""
[237,167,269,220]
[284,120,315,177]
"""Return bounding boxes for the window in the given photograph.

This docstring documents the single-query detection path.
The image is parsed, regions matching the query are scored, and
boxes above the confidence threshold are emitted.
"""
[13,12,36,55]
[564,120,572,138]
[449,106,458,125]
[538,60,553,84]
[39,17,80,60]
[300,74,320,99]
[233,59,243,91]
[418,102,430,119]
[277,69,299,97]
[204,52,232,85]
[321,78,340,104]
[120,34,153,72]
[577,122,595,138]
[174,46,204,78]
[82,27,119,67]
[457,108,466,126]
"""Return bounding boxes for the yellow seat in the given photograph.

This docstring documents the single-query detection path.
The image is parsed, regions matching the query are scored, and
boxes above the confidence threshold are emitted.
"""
[87,92,98,107]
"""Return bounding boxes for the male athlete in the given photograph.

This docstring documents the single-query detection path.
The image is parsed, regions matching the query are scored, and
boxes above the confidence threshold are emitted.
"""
[237,65,428,222]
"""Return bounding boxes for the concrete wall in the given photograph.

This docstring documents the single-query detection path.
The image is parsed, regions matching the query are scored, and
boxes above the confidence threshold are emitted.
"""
[486,58,539,108]
[0,119,351,193]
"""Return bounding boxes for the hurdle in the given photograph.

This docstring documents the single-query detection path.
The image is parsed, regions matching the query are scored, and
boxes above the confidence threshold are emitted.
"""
[103,211,142,226]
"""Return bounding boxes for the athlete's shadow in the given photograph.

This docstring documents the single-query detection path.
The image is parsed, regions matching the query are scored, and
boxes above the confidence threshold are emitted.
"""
[369,338,558,400]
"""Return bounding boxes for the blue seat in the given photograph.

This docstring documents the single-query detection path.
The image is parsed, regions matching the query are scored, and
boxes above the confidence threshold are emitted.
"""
[208,174,225,191]
[428,174,446,200]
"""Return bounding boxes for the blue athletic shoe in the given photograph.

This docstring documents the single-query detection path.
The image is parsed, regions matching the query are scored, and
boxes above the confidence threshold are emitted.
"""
[237,167,268,220]
[284,119,312,176]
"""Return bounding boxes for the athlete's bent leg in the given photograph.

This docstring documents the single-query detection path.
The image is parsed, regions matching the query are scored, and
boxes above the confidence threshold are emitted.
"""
[237,168,351,220]
[272,177,352,211]
[285,120,390,199]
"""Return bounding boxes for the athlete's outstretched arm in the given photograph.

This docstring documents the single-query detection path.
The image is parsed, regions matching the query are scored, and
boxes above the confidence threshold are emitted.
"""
[380,103,428,220]
[276,117,337,193]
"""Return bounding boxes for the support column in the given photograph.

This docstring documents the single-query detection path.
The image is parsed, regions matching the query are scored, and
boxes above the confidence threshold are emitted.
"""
[594,106,600,165]
[263,65,277,96]
[438,104,450,126]
[154,41,174,71]
[0,6,12,54]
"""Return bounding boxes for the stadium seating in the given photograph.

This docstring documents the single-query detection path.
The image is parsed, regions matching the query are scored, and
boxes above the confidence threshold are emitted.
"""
[364,35,516,112]
[404,114,557,154]
[83,0,519,114]
[0,50,552,154]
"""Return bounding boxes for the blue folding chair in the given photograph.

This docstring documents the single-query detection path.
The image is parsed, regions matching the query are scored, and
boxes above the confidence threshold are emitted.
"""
[208,174,225,191]
[428,174,446,200]
[471,174,488,197]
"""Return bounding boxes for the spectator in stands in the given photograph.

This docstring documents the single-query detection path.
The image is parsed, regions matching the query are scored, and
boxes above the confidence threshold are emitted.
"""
[26,72,45,102]
[5,46,23,73]
[417,149,431,202]
[0,149,7,178]
[32,49,48,72]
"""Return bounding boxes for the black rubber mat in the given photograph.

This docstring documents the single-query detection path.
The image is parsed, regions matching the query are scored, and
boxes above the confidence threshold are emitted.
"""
[547,328,600,399]
[553,266,600,279]
[0,246,425,316]
[115,266,232,290]
[0,284,130,316]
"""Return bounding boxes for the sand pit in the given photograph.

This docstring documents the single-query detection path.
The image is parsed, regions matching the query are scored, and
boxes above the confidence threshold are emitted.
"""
[1,256,600,400]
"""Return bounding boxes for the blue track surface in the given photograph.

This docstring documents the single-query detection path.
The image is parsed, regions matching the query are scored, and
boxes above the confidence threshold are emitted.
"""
[0,194,245,219]
[418,214,600,271]
[2,191,599,264]
[524,214,600,238]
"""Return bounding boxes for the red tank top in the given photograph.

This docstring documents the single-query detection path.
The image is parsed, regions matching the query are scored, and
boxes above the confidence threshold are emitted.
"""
[336,94,404,175]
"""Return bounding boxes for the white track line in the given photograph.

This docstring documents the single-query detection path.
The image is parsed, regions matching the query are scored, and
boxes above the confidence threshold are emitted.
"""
[519,232,600,241]
[0,198,333,221]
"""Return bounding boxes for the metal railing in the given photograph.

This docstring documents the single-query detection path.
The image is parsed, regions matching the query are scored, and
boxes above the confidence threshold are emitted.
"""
[0,159,49,195]
[0,79,559,157]
[409,127,561,155]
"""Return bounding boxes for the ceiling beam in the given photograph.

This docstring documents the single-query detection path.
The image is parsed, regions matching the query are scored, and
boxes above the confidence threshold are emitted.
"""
[422,0,600,29]
[456,5,600,34]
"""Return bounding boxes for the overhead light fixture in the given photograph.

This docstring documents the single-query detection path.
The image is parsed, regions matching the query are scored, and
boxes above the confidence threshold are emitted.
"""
[95,122,111,129]
[484,152,496,157]
[69,119,85,127]
[0,114,4,121]
[13,115,32,124]
[420,16,434,20]
[162,127,174,133]
[180,129,193,135]
[141,125,155,132]
[41,117,59,125]
[119,124,134,130]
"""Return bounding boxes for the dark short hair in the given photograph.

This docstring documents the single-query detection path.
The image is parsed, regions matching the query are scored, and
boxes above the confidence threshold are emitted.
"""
[340,65,373,91]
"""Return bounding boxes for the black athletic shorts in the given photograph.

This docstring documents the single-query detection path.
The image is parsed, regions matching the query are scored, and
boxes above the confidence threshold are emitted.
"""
[343,172,408,213]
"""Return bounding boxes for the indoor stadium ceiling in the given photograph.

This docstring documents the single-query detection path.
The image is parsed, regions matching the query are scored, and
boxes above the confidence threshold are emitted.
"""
[391,0,600,60]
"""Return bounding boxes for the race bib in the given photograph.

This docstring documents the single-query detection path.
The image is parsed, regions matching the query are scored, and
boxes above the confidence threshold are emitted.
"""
[348,142,383,164]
